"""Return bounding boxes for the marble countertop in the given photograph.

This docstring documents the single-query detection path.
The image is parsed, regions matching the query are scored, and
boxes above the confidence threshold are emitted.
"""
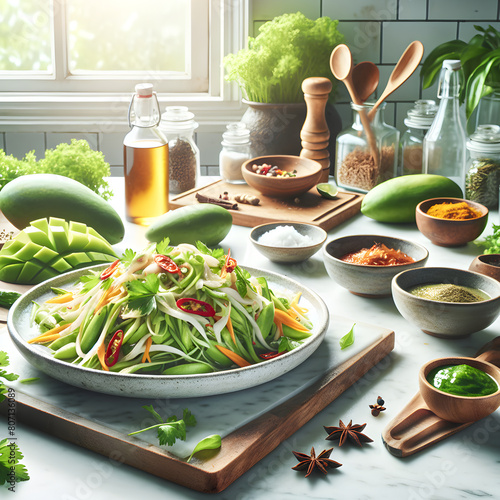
[2,178,499,500]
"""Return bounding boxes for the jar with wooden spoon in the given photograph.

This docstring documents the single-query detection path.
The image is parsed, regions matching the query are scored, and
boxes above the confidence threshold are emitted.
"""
[335,102,399,192]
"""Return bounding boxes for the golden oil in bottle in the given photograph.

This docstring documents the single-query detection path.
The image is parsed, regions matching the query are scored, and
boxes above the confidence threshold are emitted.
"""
[124,139,169,225]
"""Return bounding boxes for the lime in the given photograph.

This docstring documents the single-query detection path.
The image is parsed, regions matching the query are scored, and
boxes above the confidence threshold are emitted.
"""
[317,182,338,199]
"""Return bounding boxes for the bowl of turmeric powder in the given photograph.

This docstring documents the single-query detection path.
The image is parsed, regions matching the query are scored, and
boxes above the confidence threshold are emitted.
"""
[416,198,488,247]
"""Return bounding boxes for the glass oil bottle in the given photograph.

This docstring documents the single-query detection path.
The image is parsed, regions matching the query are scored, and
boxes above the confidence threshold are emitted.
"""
[124,83,169,226]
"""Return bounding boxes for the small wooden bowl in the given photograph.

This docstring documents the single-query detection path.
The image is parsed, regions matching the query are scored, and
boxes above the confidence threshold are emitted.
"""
[416,198,488,247]
[469,254,500,282]
[241,155,322,198]
[419,348,500,423]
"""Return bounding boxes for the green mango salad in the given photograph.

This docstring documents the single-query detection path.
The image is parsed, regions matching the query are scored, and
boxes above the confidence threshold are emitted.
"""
[29,240,313,374]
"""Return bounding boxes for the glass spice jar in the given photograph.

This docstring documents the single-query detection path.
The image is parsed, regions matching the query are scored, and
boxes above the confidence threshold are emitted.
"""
[219,122,251,184]
[465,124,500,209]
[159,106,200,194]
[400,100,438,176]
[335,102,399,192]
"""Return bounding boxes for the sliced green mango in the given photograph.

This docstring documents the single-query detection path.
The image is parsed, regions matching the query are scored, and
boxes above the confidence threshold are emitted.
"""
[13,241,44,261]
[17,227,54,249]
[0,217,118,284]
[69,220,88,234]
[0,263,23,283]
[34,246,59,264]
[50,257,73,273]
[64,252,92,267]
[17,260,43,283]
[49,225,70,252]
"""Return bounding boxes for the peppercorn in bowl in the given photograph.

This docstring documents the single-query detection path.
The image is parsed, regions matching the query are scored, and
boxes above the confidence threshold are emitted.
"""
[416,197,488,247]
[241,155,322,198]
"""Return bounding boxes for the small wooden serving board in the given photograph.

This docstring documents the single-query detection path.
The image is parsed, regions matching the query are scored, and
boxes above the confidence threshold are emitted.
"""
[170,180,363,230]
[0,323,394,493]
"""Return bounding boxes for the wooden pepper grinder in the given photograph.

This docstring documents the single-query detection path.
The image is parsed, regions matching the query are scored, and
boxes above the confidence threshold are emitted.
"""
[300,77,332,183]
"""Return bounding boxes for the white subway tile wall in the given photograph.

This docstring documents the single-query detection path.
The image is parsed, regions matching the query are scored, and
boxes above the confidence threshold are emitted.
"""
[2,0,499,174]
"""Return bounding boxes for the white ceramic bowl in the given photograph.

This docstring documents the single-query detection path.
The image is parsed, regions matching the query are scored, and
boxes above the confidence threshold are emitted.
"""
[323,234,429,297]
[250,222,327,263]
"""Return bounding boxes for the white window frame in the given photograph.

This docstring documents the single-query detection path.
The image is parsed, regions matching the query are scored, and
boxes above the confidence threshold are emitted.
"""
[0,0,248,131]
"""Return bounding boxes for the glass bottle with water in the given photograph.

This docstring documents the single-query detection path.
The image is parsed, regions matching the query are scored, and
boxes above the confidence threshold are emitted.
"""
[423,60,467,193]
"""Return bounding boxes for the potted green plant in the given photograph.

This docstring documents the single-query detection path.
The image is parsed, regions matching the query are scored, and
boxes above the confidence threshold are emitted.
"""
[420,25,500,121]
[223,12,344,158]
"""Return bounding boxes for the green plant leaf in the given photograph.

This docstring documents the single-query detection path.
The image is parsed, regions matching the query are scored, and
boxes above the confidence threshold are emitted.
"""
[339,324,355,350]
[187,434,222,462]
[465,50,500,118]
[420,40,467,89]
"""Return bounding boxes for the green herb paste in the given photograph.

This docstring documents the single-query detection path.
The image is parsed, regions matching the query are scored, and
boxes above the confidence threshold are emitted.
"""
[427,364,499,397]
[409,283,490,303]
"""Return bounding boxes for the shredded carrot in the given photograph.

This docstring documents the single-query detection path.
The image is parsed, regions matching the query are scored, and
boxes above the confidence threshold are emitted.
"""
[226,316,236,344]
[27,323,71,344]
[215,345,251,367]
[46,292,74,304]
[290,292,308,315]
[273,308,309,332]
[141,336,153,363]
[28,333,61,344]
[97,340,110,371]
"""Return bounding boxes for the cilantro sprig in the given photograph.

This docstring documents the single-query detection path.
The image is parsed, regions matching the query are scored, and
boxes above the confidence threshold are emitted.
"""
[126,274,160,316]
[128,406,221,462]
[128,406,196,446]
[0,352,18,403]
[0,439,30,486]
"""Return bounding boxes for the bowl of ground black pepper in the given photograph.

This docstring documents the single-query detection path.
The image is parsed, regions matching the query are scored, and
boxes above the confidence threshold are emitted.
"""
[416,197,488,247]
[392,267,500,338]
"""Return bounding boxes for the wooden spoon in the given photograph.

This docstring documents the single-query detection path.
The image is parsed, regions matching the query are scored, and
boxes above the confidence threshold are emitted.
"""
[368,41,424,121]
[352,61,379,103]
[330,45,379,167]
[382,337,500,457]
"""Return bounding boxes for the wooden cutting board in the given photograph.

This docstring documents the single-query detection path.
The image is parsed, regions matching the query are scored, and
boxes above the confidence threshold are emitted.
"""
[170,180,363,230]
[0,324,394,493]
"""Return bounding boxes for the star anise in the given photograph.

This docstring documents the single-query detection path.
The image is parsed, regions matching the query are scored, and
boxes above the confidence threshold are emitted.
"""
[291,447,342,477]
[323,419,373,447]
[369,403,386,416]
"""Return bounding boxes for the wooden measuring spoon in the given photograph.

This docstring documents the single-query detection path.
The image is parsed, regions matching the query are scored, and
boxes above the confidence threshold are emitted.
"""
[352,61,379,103]
[382,337,500,457]
[368,41,424,121]
[330,45,379,167]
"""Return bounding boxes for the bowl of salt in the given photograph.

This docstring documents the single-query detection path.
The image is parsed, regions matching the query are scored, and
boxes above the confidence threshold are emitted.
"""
[249,223,327,263]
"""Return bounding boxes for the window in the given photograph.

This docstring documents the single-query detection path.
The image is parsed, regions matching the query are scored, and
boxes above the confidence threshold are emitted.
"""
[0,0,210,93]
[0,0,246,127]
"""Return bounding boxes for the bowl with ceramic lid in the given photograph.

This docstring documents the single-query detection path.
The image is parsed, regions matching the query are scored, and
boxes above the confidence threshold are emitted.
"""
[250,222,327,263]
[416,197,488,247]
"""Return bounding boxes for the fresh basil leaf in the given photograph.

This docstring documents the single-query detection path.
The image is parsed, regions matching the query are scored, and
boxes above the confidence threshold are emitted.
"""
[187,434,222,462]
[339,324,355,350]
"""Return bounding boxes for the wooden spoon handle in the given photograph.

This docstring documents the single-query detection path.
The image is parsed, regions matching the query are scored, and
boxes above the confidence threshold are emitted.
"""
[382,393,472,458]
[476,336,500,366]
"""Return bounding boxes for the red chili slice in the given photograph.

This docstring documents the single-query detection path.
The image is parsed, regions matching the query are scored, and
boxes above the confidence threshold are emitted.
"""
[176,298,216,317]
[259,351,286,360]
[100,259,120,280]
[105,329,124,367]
[221,249,237,278]
[154,254,181,275]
